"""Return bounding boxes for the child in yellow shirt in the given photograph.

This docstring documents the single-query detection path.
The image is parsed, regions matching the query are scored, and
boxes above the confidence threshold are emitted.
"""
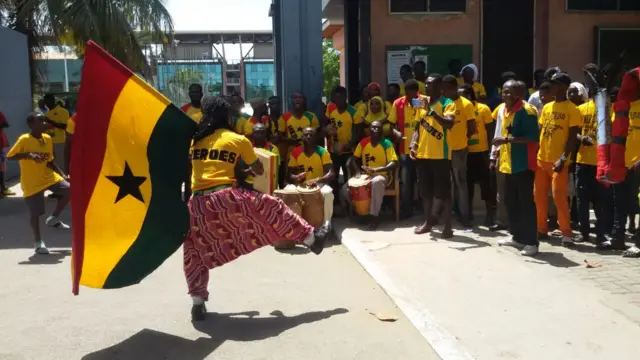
[8,112,70,254]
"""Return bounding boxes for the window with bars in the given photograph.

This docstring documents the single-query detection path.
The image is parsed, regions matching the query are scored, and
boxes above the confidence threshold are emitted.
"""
[389,0,467,13]
[566,0,640,11]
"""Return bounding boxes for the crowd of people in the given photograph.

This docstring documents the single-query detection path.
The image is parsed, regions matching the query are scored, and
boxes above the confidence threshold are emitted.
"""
[3,59,640,320]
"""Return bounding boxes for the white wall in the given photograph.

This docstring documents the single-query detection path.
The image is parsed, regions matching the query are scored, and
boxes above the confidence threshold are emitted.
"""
[0,27,32,179]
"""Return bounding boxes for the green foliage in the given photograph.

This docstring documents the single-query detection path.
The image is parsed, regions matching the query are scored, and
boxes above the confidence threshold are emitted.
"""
[323,39,341,100]
[246,84,274,100]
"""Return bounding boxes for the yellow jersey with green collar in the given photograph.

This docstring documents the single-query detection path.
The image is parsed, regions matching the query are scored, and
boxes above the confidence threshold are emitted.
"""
[354,136,398,182]
[468,102,494,152]
[288,145,332,181]
[449,96,475,151]
[278,111,320,140]
[325,103,362,151]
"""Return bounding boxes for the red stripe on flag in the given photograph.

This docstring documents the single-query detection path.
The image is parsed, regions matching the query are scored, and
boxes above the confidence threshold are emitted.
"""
[71,41,133,295]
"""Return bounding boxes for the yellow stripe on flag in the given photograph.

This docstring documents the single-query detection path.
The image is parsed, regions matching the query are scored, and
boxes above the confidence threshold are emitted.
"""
[80,77,171,288]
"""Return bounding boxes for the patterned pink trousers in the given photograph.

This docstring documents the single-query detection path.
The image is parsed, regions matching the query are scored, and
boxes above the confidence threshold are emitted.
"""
[183,188,314,299]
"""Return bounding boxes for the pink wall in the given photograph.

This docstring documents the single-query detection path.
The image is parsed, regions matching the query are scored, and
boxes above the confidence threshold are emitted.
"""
[546,1,640,79]
[369,0,481,87]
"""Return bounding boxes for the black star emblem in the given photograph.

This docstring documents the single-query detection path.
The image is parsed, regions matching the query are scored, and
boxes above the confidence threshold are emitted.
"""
[369,156,376,162]
[337,120,343,127]
[106,162,147,204]
[297,126,304,132]
[307,166,314,173]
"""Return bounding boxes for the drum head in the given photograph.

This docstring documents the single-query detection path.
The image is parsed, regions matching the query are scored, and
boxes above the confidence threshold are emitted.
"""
[274,188,299,195]
[348,174,372,187]
[297,185,320,194]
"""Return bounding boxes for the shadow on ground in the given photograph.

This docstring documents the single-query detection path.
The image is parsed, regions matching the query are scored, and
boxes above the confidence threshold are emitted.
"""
[81,308,349,360]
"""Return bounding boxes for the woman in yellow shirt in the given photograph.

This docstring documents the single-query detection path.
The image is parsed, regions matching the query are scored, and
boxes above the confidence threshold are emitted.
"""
[185,96,328,321]
[364,96,394,138]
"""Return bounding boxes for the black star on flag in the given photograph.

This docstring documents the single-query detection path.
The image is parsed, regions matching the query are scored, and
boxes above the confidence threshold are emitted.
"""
[106,162,147,204]
[307,166,314,173]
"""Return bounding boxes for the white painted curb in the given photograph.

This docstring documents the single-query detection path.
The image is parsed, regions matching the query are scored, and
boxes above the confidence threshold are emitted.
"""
[340,231,477,360]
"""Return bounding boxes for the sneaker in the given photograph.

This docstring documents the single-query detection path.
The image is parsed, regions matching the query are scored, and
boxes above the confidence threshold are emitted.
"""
[1,188,15,196]
[596,239,612,250]
[45,216,70,229]
[310,226,329,255]
[191,303,207,322]
[622,246,640,258]
[561,236,575,247]
[35,241,49,255]
[520,245,539,257]
[489,223,507,232]
[575,234,589,243]
[497,238,525,249]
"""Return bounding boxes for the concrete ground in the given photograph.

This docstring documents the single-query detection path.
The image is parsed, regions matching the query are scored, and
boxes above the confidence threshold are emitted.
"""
[0,183,439,360]
[334,212,640,360]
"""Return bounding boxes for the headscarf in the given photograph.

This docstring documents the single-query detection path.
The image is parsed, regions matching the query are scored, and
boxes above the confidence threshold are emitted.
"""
[460,64,479,82]
[367,82,381,92]
[568,82,589,104]
[366,96,386,121]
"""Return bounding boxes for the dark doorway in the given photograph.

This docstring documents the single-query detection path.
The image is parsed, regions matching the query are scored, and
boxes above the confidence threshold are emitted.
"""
[482,0,535,93]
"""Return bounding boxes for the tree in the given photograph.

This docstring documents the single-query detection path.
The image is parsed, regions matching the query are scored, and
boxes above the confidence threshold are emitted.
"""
[322,39,341,100]
[2,0,173,93]
[164,68,203,105]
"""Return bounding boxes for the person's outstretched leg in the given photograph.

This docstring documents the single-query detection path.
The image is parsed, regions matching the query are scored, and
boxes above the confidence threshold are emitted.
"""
[25,192,48,254]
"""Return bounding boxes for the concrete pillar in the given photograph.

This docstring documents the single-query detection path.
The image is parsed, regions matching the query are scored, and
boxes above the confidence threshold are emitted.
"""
[344,0,360,105]
[273,0,324,124]
[359,0,372,87]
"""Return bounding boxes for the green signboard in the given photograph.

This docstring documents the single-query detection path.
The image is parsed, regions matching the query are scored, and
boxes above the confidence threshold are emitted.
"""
[386,45,473,85]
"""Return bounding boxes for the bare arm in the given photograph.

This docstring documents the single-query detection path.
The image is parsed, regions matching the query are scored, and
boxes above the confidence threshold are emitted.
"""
[373,160,398,172]
[47,160,67,178]
[64,135,72,174]
[317,164,336,185]
[486,122,496,145]
[249,160,264,176]
[431,112,455,130]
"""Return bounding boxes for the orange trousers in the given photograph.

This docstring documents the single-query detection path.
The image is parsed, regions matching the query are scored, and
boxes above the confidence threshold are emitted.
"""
[534,160,572,237]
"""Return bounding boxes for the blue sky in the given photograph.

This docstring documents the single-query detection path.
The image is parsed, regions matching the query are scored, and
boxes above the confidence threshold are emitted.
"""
[165,0,273,31]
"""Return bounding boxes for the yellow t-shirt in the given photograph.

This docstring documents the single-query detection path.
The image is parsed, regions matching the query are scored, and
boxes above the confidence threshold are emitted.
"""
[181,104,203,124]
[538,100,582,163]
[288,145,332,181]
[325,104,362,150]
[385,101,394,115]
[232,113,251,135]
[576,100,598,166]
[399,81,426,97]
[468,102,494,153]
[44,105,70,144]
[471,82,487,99]
[625,100,640,168]
[242,116,269,136]
[449,96,475,151]
[387,97,420,155]
[190,129,258,191]
[355,101,368,117]
[364,111,393,137]
[354,137,398,182]
[66,115,76,135]
[7,133,64,197]
[278,111,320,140]
[415,97,457,160]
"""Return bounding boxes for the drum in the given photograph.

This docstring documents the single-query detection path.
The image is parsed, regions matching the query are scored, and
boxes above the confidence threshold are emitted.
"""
[297,185,325,228]
[272,188,303,249]
[348,175,372,216]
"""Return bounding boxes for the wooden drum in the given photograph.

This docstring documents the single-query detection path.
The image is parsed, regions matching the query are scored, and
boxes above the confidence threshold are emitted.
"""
[273,188,303,249]
[297,185,325,228]
[348,175,372,216]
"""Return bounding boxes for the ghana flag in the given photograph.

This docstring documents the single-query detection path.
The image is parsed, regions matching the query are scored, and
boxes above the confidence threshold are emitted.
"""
[71,41,197,294]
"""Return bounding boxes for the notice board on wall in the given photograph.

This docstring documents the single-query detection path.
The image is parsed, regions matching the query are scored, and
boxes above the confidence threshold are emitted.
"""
[386,45,473,85]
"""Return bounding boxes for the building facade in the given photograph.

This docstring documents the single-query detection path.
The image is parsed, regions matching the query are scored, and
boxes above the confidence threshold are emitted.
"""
[323,0,640,101]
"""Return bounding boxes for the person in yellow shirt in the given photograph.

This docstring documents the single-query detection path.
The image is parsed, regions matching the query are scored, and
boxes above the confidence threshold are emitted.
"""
[7,113,70,254]
[460,64,487,103]
[459,84,496,226]
[229,94,251,134]
[43,94,70,175]
[388,79,422,218]
[399,64,426,96]
[242,98,269,136]
[354,85,370,116]
[180,84,203,123]
[341,121,398,230]
[442,74,476,227]
[490,80,540,256]
[414,60,427,83]
[363,96,393,137]
[535,72,581,245]
[325,86,362,197]
[287,127,336,229]
[410,74,456,237]
[186,97,329,321]
[574,97,612,248]
[235,122,279,190]
[277,92,320,146]
[64,113,77,174]
[386,83,401,114]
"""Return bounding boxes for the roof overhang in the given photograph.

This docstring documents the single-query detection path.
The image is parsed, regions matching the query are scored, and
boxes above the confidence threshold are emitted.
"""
[322,0,344,38]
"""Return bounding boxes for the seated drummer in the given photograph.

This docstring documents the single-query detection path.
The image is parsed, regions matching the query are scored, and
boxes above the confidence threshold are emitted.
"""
[235,122,279,189]
[341,121,399,230]
[287,127,336,229]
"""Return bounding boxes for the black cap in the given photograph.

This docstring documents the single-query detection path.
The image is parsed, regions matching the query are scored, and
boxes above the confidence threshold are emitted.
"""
[544,67,561,81]
[550,72,572,86]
